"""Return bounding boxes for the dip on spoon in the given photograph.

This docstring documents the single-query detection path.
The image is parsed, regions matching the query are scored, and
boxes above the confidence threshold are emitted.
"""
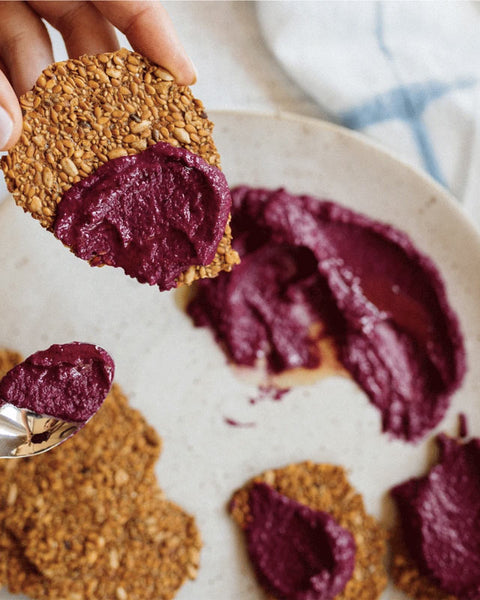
[0,342,114,457]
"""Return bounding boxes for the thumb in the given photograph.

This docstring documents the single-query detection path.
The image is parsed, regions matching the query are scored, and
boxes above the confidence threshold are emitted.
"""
[0,69,23,151]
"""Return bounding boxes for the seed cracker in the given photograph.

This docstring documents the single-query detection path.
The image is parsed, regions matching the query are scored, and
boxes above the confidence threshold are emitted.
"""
[390,530,456,600]
[229,461,387,600]
[1,48,239,286]
[0,348,23,379]
[0,356,201,600]
[0,349,23,588]
[3,384,161,578]
[6,495,201,600]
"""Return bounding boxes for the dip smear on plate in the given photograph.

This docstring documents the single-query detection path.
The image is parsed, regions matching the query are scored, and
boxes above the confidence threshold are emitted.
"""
[188,186,466,442]
[391,432,480,599]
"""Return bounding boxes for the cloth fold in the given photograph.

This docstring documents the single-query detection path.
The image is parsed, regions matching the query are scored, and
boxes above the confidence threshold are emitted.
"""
[256,1,480,227]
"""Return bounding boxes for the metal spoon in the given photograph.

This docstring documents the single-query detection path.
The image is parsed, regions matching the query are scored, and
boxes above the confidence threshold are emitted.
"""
[0,402,82,458]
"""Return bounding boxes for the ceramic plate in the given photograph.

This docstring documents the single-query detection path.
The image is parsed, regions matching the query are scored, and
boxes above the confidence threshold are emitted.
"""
[0,111,479,599]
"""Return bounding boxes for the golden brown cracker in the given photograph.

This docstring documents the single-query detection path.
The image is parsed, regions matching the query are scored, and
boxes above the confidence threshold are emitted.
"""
[11,495,201,600]
[1,48,239,285]
[0,361,201,599]
[0,348,23,379]
[3,384,161,577]
[0,350,23,586]
[229,461,387,600]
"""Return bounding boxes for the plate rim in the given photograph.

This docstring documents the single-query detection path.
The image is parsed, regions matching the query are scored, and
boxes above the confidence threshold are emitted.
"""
[210,107,480,243]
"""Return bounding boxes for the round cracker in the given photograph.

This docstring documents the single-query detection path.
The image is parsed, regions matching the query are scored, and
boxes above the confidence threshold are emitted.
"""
[229,461,388,600]
[1,48,239,285]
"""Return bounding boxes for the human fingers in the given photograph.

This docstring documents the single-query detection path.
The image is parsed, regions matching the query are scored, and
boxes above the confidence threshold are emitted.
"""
[93,0,197,85]
[28,1,119,58]
[0,67,22,150]
[0,1,52,149]
[0,1,53,95]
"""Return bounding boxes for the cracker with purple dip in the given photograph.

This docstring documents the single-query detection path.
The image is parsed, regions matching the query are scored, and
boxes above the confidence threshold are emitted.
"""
[1,48,239,291]
[229,461,387,600]
[390,433,480,600]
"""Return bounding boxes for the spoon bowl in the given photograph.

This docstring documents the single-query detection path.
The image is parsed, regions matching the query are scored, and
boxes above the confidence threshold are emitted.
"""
[0,403,82,457]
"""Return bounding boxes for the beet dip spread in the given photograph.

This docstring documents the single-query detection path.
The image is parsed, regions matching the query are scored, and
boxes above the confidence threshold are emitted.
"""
[54,141,231,291]
[246,482,355,600]
[188,186,465,441]
[0,343,114,422]
[391,434,480,598]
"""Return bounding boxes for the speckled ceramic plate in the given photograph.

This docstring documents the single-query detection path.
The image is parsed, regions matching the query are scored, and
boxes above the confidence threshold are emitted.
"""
[0,111,479,599]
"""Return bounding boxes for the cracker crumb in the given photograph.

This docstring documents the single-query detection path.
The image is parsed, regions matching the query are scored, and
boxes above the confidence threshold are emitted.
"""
[390,530,456,600]
[0,353,201,600]
[229,461,387,600]
[1,48,239,286]
[0,349,23,379]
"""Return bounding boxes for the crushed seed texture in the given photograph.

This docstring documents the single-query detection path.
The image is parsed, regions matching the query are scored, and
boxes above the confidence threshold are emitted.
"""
[0,353,201,600]
[0,349,23,587]
[390,530,456,600]
[1,48,239,286]
[229,461,387,600]
[0,349,23,380]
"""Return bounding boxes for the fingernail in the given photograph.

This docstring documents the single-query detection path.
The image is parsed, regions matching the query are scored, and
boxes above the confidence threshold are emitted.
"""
[0,106,13,150]
[189,59,198,85]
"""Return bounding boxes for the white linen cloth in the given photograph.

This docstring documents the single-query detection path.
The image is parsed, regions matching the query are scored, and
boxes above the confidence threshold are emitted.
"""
[256,1,480,226]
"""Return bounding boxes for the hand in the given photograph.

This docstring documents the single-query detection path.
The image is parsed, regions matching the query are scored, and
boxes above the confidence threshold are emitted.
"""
[0,0,196,151]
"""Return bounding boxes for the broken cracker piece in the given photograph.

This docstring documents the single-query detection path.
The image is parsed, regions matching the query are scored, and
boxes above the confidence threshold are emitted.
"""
[390,530,456,600]
[0,363,201,600]
[0,350,23,587]
[9,494,201,600]
[0,348,23,380]
[1,48,239,288]
[229,461,387,600]
[5,384,161,579]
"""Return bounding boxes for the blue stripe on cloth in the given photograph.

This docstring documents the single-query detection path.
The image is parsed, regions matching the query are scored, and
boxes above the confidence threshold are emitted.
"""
[340,80,477,130]
[338,3,477,187]
[374,2,391,59]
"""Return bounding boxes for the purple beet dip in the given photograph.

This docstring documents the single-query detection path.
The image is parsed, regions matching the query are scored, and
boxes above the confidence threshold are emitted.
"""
[0,342,114,422]
[188,186,466,442]
[246,482,355,600]
[391,434,480,598]
[54,142,231,291]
